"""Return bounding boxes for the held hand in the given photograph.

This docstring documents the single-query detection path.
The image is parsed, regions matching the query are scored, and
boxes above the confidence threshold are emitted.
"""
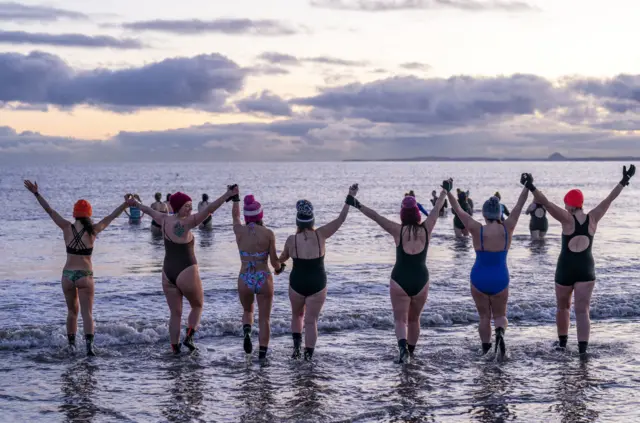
[226,184,240,202]
[621,164,636,186]
[349,183,359,197]
[24,180,38,194]
[521,173,536,192]
[441,178,453,193]
[275,262,286,275]
[520,173,528,187]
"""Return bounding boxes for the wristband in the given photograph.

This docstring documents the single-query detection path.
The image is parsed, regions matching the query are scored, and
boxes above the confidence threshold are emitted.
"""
[345,195,361,209]
[34,192,41,198]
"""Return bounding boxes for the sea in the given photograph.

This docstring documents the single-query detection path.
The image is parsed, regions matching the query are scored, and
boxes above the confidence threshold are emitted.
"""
[1,161,639,423]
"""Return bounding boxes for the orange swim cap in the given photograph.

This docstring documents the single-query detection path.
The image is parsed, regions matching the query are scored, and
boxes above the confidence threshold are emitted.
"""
[73,199,92,218]
[563,189,584,208]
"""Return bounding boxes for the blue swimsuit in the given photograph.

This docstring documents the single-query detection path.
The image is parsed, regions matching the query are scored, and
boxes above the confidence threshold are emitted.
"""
[470,225,510,295]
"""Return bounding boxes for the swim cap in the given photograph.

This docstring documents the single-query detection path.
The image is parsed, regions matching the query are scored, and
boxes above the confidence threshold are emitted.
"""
[296,200,314,225]
[458,191,467,202]
[243,195,263,223]
[400,196,420,224]
[494,192,501,200]
[169,192,192,213]
[202,193,209,202]
[155,192,162,201]
[73,199,92,218]
[564,189,584,208]
[482,196,502,220]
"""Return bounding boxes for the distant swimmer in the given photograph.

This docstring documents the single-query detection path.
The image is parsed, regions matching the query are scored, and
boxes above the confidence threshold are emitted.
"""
[431,190,448,217]
[405,190,429,216]
[165,194,173,214]
[150,192,168,233]
[452,190,472,238]
[521,165,635,357]
[446,179,530,358]
[197,194,213,230]
[494,192,510,221]
[232,192,284,361]
[347,183,448,363]
[24,180,128,356]
[124,194,144,224]
[278,185,358,361]
[525,201,548,240]
[127,185,238,354]
[466,190,474,214]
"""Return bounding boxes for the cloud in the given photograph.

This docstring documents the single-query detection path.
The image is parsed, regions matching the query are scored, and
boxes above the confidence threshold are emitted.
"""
[0,51,245,111]
[236,91,293,116]
[400,62,430,71]
[0,30,143,49]
[292,74,573,126]
[570,75,640,113]
[257,52,368,67]
[122,18,299,36]
[245,64,290,76]
[0,2,86,22]
[309,0,535,12]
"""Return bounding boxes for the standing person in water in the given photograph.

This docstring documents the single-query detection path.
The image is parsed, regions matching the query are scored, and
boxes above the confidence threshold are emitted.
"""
[165,194,173,214]
[278,185,358,361]
[446,178,529,358]
[346,184,448,363]
[494,192,510,221]
[521,165,635,356]
[452,190,472,238]
[405,190,429,216]
[232,193,284,361]
[525,201,548,240]
[126,185,239,354]
[197,194,213,230]
[150,192,168,234]
[124,194,144,224]
[431,190,448,217]
[23,180,128,356]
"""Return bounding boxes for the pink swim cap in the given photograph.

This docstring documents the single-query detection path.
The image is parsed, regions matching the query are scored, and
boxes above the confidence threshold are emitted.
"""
[243,195,263,223]
[400,196,420,224]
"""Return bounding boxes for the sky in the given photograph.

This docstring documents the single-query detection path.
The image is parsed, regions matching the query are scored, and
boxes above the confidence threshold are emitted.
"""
[2,0,640,162]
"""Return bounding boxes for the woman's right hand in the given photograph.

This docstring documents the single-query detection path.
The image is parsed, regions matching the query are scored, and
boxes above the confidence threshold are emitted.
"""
[621,164,636,186]
[24,180,38,194]
[349,183,359,197]
[226,184,240,202]
[441,178,453,192]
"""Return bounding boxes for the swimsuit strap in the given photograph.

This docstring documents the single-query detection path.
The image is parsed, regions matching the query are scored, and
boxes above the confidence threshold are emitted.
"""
[480,226,484,251]
[316,231,322,256]
[503,224,508,251]
[399,225,404,247]
[68,225,88,250]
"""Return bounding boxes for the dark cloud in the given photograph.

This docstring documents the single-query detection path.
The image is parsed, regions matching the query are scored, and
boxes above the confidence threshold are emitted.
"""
[292,74,572,126]
[306,56,368,66]
[236,91,293,116]
[257,52,368,67]
[257,52,300,65]
[245,64,290,76]
[571,75,640,113]
[309,0,535,12]
[0,51,245,111]
[122,18,299,36]
[0,2,86,22]
[400,62,430,71]
[0,30,143,49]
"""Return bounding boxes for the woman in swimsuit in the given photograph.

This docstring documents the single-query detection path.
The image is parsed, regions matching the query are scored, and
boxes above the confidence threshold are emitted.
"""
[232,194,283,360]
[452,190,472,238]
[127,185,238,353]
[447,179,529,358]
[525,201,548,240]
[278,185,358,361]
[346,184,448,363]
[150,192,168,234]
[24,180,128,356]
[197,194,213,230]
[124,194,144,224]
[494,192,511,220]
[165,194,173,214]
[522,166,635,356]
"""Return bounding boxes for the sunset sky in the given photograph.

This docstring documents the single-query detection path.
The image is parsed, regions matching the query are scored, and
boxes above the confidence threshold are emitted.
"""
[2,0,640,162]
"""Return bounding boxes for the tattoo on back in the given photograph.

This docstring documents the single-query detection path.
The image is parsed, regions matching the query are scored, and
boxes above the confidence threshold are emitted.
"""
[173,222,186,237]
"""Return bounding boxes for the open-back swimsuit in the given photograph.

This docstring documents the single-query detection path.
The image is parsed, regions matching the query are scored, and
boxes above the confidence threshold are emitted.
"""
[470,225,509,295]
[163,223,197,285]
[390,225,429,296]
[239,223,271,293]
[289,232,327,297]
[63,225,94,285]
[555,215,595,286]
[529,203,548,232]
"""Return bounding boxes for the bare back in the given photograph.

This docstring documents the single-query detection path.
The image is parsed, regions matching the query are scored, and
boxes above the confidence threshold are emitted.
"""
[288,230,325,259]
[235,224,274,272]
[162,215,195,244]
[562,210,597,253]
[151,201,168,213]
[473,222,509,252]
[62,220,96,270]
[395,224,429,255]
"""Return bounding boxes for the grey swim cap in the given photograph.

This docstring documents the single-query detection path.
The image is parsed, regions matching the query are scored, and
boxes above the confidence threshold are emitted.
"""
[483,196,502,220]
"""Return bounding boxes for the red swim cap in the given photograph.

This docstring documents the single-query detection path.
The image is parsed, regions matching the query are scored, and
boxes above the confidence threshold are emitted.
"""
[564,189,584,208]
[169,192,192,213]
[73,199,92,218]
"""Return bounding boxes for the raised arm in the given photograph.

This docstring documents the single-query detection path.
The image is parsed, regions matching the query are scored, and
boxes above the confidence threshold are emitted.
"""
[521,173,573,224]
[94,199,128,234]
[24,180,70,229]
[589,165,635,223]
[445,179,480,231]
[188,185,238,229]
[425,188,447,234]
[317,184,358,239]
[128,200,167,225]
[504,187,529,231]
[232,197,242,228]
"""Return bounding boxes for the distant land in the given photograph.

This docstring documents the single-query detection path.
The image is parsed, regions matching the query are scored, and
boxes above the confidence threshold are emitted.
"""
[344,153,640,162]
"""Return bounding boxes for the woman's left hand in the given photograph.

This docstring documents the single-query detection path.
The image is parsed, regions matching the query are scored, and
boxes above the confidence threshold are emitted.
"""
[24,180,38,194]
[349,183,359,197]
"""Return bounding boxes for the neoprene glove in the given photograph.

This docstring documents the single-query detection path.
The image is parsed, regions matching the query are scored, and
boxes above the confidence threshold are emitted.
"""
[345,194,361,209]
[621,164,636,186]
[442,179,453,192]
[226,184,240,202]
[275,263,286,275]
[521,173,537,192]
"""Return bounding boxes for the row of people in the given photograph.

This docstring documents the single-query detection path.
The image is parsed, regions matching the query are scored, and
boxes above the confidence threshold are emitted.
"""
[23,164,634,362]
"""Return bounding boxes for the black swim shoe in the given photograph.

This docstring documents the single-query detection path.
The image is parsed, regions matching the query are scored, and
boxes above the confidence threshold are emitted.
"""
[183,327,197,352]
[482,343,492,355]
[397,339,409,364]
[304,347,314,361]
[578,341,588,359]
[243,324,253,354]
[292,333,302,359]
[171,343,181,355]
[495,328,506,358]
[85,334,96,357]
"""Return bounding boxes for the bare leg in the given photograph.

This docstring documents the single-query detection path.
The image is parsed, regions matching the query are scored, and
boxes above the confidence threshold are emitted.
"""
[237,278,255,327]
[61,278,79,336]
[555,283,574,338]
[490,287,509,330]
[76,277,95,335]
[256,276,274,348]
[176,266,204,331]
[470,284,492,343]
[303,288,327,349]
[289,287,306,334]
[574,281,595,342]
[163,275,183,345]
[454,227,464,238]
[390,280,411,341]
[530,230,540,240]
[539,231,547,239]
[407,282,429,346]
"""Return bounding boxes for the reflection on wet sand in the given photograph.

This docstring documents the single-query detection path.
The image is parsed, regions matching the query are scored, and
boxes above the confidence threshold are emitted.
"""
[60,360,98,423]
[469,364,516,422]
[162,362,206,423]
[554,360,599,423]
[388,365,436,423]
[286,366,328,422]
[239,367,276,422]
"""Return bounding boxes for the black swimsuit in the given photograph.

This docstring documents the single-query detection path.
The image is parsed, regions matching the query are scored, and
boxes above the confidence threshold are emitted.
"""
[289,232,327,297]
[66,225,93,256]
[529,204,549,232]
[555,215,595,286]
[453,201,471,229]
[390,226,429,296]
[163,224,197,285]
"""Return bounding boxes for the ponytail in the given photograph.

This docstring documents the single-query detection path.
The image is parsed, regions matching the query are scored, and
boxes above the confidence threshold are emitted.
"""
[77,217,95,236]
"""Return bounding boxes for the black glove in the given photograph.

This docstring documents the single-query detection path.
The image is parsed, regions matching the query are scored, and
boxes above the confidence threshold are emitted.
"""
[620,164,636,186]
[226,184,240,202]
[346,194,361,209]
[275,263,286,275]
[521,173,537,192]
[441,179,453,193]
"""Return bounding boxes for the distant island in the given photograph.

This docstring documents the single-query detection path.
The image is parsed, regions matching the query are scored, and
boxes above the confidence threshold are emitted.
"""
[344,153,640,162]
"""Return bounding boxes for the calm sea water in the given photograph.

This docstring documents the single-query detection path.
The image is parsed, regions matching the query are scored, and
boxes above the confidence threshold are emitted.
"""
[1,162,639,422]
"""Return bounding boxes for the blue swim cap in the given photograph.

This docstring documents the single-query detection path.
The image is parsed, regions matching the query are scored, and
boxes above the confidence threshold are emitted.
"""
[482,196,502,220]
